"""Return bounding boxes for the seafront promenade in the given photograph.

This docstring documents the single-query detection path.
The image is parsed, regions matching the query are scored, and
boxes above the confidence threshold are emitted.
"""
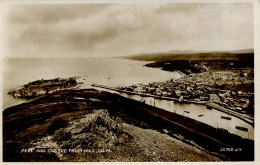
[91,83,254,127]
[91,83,204,103]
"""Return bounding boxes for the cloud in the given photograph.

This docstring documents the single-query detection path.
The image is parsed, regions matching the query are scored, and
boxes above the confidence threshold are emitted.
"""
[2,3,254,57]
[6,4,110,24]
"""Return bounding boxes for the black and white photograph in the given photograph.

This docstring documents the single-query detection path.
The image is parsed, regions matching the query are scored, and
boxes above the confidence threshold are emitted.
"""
[0,0,258,162]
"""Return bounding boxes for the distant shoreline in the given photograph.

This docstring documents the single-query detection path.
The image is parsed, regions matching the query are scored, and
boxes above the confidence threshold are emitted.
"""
[123,49,254,61]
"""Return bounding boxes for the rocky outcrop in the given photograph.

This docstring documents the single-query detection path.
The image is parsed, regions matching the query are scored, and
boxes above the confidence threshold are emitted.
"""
[31,110,133,160]
[8,77,78,98]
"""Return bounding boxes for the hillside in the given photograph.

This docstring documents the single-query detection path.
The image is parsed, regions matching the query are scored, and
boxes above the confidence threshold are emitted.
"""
[123,49,254,61]
[3,89,253,161]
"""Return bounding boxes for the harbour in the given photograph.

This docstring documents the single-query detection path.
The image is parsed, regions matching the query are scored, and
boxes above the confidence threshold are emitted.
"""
[92,84,254,140]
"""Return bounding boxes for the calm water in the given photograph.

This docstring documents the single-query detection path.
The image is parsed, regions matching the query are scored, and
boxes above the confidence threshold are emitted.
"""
[105,92,254,140]
[2,57,180,109]
[2,57,254,140]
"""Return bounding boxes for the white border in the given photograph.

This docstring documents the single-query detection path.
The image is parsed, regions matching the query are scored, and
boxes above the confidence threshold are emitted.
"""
[0,0,259,164]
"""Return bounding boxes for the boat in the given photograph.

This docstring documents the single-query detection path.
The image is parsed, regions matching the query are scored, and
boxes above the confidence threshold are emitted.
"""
[184,111,190,113]
[198,114,204,117]
[184,99,191,103]
[221,116,231,120]
[216,128,228,132]
[235,126,248,132]
[206,105,212,110]
[154,96,161,99]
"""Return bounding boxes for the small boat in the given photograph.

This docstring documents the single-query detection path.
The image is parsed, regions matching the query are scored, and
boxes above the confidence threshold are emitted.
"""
[216,128,228,132]
[154,96,161,99]
[198,114,204,117]
[206,106,212,110]
[221,116,231,120]
[235,126,248,132]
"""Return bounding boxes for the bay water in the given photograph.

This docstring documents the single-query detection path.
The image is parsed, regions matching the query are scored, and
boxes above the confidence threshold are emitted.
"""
[2,57,253,140]
[2,57,180,109]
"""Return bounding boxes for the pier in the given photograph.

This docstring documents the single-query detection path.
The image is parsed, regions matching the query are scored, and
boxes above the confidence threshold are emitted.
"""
[91,84,206,104]
[205,102,254,126]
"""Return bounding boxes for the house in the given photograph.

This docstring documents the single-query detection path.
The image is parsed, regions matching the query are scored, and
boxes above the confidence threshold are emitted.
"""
[235,107,243,111]
[200,96,209,101]
[175,90,182,97]
[148,87,156,93]
[162,92,168,97]
[194,98,200,102]
[209,94,221,103]
[156,92,162,96]
[240,98,250,104]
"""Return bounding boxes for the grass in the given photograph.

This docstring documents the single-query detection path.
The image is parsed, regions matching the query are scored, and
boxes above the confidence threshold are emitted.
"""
[3,89,254,161]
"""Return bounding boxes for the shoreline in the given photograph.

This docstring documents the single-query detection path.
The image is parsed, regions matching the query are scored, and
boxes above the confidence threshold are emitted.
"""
[2,58,254,161]
[3,89,254,161]
[4,80,254,138]
[91,83,254,127]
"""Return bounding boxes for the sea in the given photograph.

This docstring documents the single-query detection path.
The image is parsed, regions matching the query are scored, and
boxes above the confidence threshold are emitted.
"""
[2,57,254,140]
[2,57,180,109]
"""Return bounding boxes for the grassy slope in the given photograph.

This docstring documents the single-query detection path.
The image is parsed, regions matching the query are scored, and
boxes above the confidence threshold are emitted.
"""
[125,53,254,61]
[123,50,254,61]
[3,89,254,161]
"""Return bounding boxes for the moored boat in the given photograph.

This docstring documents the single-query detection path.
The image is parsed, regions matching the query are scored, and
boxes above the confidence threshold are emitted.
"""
[206,105,212,110]
[235,126,248,132]
[221,116,231,120]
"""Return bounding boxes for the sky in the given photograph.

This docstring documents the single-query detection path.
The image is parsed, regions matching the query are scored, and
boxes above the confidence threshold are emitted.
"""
[1,3,254,58]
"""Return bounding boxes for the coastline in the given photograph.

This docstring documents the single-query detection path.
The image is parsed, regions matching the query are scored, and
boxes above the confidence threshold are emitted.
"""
[91,83,254,126]
[2,59,254,161]
[2,58,179,110]
[3,89,253,161]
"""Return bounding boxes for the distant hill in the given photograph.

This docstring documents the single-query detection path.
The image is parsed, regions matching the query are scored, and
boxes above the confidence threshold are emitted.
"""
[123,49,254,61]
